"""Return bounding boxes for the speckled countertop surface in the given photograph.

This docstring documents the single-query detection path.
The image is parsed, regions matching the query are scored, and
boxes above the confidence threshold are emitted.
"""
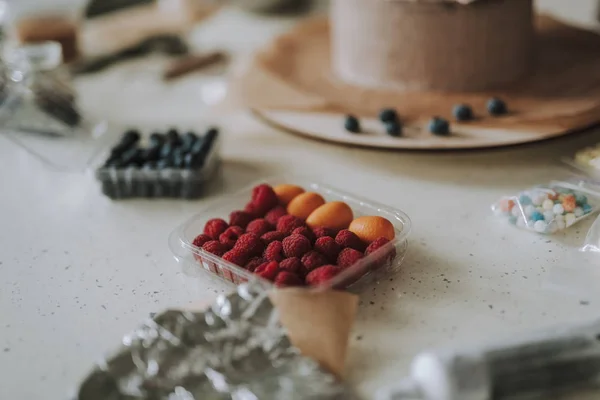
[2,3,600,400]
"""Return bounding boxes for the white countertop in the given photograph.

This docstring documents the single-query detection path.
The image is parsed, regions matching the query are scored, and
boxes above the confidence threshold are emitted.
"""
[3,4,600,400]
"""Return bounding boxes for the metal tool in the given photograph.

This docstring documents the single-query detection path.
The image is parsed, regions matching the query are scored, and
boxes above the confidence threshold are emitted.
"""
[379,319,600,400]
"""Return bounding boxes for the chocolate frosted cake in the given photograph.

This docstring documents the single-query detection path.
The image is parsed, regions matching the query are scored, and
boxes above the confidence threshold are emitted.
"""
[331,0,534,92]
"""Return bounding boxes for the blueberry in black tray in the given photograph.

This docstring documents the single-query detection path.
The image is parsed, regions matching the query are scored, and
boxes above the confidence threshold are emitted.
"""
[96,127,220,199]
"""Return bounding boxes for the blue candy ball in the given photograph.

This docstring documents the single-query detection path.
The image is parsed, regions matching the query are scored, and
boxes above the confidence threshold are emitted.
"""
[583,204,593,214]
[519,195,532,205]
[575,193,588,205]
[530,211,544,222]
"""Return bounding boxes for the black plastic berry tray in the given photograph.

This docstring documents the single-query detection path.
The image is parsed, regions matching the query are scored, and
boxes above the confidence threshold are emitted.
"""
[95,129,220,199]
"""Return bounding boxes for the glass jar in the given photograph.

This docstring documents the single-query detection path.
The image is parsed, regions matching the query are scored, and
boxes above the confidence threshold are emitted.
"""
[0,41,108,170]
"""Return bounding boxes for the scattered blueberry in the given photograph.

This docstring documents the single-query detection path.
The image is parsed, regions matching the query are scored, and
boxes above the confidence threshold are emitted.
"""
[452,104,473,121]
[487,98,507,116]
[428,117,450,136]
[344,115,360,133]
[385,122,401,137]
[379,108,398,123]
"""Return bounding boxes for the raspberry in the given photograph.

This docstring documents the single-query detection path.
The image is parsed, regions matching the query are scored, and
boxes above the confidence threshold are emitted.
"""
[246,218,273,237]
[233,233,264,257]
[365,237,396,268]
[250,184,279,216]
[292,227,316,244]
[335,229,365,252]
[276,215,305,235]
[229,210,253,229]
[255,261,279,281]
[337,248,364,268]
[282,234,312,258]
[192,234,212,248]
[203,218,228,240]
[244,202,260,218]
[222,249,248,267]
[305,265,343,286]
[274,271,304,287]
[301,251,328,272]
[202,240,227,257]
[219,226,244,249]
[314,236,342,263]
[312,226,336,239]
[365,237,392,256]
[261,231,287,245]
[279,257,305,276]
[245,257,264,272]
[264,241,285,262]
[265,206,288,226]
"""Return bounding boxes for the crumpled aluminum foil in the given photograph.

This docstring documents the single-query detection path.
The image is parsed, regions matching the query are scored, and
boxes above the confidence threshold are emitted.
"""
[75,283,353,399]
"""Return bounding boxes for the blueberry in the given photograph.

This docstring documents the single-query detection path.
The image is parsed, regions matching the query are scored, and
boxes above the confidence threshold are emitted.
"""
[379,108,398,123]
[166,128,181,145]
[184,153,198,169]
[487,98,507,116]
[159,143,174,159]
[344,115,360,133]
[385,122,402,137]
[452,104,473,121]
[122,129,140,145]
[428,117,450,136]
[190,137,205,155]
[149,132,165,147]
[141,146,160,162]
[181,131,198,152]
[121,147,143,167]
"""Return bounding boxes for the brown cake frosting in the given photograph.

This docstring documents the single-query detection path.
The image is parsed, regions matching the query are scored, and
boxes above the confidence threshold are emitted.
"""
[331,0,534,92]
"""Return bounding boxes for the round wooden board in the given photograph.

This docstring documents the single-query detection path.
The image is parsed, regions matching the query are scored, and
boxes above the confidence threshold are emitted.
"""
[226,15,600,151]
[254,109,599,150]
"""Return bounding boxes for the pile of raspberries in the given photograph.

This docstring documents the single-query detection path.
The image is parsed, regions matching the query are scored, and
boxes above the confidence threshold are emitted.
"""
[191,184,396,287]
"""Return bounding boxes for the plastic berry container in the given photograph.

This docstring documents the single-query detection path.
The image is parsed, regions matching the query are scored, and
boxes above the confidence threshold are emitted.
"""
[168,177,411,291]
[95,128,221,200]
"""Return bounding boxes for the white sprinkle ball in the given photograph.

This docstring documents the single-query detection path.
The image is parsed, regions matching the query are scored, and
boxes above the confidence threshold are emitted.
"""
[542,199,554,210]
[524,205,536,218]
[534,220,548,233]
[553,204,564,215]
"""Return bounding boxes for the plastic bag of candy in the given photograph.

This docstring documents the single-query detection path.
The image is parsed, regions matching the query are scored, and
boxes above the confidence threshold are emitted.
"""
[492,180,599,234]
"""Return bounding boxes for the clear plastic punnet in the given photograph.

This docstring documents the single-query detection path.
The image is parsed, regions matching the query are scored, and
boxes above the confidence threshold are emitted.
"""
[169,177,411,292]
[492,180,600,234]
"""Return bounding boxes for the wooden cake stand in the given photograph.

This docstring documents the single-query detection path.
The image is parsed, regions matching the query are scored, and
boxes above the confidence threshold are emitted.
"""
[228,16,600,150]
